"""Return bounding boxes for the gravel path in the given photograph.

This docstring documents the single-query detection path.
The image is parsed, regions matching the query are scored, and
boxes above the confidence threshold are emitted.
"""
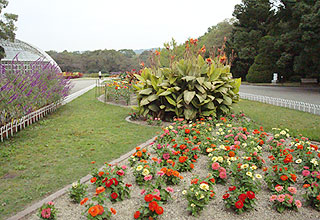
[240,85,320,105]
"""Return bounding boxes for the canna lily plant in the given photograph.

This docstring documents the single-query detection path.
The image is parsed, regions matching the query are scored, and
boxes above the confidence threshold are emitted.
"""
[133,38,241,121]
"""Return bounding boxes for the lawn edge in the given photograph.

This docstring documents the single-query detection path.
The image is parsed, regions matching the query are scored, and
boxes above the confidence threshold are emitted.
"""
[7,135,157,220]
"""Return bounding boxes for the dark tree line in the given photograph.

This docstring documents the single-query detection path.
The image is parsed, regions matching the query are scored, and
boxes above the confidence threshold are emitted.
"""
[227,0,320,82]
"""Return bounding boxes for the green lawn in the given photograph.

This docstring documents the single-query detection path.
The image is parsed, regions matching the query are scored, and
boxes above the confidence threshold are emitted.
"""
[233,99,320,141]
[0,89,160,219]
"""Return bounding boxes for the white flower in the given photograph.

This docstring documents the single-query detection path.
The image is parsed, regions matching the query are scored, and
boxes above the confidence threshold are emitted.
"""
[221,132,225,135]
[286,134,290,138]
[189,124,192,127]
[182,190,187,195]
[211,156,218,162]
[136,165,143,171]
[246,172,253,177]
[169,125,173,129]
[195,192,199,196]
[191,203,196,207]
[208,128,212,131]
[255,174,262,179]
[251,165,257,170]
[241,164,249,169]
[218,128,223,132]
[280,130,286,135]
[142,169,150,176]
[217,156,223,163]
[274,134,280,138]
[200,194,205,199]
[227,160,231,165]
[207,148,213,153]
[295,159,302,164]
[228,130,232,133]
[242,143,247,147]
[219,145,225,150]
[200,183,209,191]
[72,182,78,188]
[227,124,232,128]
[216,132,220,135]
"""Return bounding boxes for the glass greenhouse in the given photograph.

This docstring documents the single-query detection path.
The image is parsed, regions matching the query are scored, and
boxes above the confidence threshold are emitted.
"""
[0,38,61,72]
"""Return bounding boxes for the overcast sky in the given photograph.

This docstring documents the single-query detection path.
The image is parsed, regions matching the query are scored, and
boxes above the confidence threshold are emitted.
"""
[5,0,242,52]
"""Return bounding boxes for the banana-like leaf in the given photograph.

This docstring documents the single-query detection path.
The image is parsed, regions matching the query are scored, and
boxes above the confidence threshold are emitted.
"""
[232,78,241,94]
[134,74,145,82]
[196,77,205,85]
[159,90,172,96]
[184,108,197,120]
[183,90,196,105]
[195,84,206,94]
[223,96,232,106]
[166,96,176,106]
[148,104,160,112]
[139,88,153,95]
[182,76,196,82]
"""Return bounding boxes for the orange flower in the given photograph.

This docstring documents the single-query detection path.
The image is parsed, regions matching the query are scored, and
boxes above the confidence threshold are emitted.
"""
[155,206,164,215]
[137,151,142,157]
[228,151,235,157]
[80,197,88,205]
[316,194,320,201]
[142,148,147,153]
[290,173,297,182]
[210,178,215,183]
[280,175,288,181]
[185,129,190,134]
[173,170,179,177]
[90,177,97,183]
[190,163,194,169]
[136,147,140,150]
[98,171,104,177]
[303,184,310,188]
[91,161,96,164]
[96,204,104,215]
[191,178,199,184]
[110,208,117,215]
[155,50,161,56]
[96,186,105,195]
[179,156,187,163]
[88,205,99,217]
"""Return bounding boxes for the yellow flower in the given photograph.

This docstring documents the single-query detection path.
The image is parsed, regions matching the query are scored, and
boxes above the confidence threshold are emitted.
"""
[136,165,143,171]
[142,169,150,176]
[255,174,262,179]
[211,156,218,162]
[217,156,223,163]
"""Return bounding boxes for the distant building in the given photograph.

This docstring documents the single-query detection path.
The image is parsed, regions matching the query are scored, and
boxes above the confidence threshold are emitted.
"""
[0,39,61,73]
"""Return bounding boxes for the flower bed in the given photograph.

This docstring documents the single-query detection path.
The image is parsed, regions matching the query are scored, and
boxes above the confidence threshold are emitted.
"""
[25,114,320,220]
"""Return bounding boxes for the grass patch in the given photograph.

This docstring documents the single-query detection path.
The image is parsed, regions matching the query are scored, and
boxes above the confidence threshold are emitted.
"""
[233,99,320,141]
[0,89,160,219]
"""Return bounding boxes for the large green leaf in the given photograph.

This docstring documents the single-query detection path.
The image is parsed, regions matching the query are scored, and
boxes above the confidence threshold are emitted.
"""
[182,76,196,82]
[139,88,153,95]
[148,94,158,102]
[184,108,197,120]
[134,74,145,82]
[166,96,176,106]
[140,97,150,106]
[196,77,205,85]
[183,90,196,105]
[195,84,206,94]
[223,96,232,106]
[159,90,172,96]
[232,78,241,94]
[196,94,205,103]
[148,104,159,112]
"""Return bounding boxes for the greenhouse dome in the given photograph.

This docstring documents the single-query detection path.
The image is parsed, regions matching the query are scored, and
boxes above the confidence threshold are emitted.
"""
[0,38,61,72]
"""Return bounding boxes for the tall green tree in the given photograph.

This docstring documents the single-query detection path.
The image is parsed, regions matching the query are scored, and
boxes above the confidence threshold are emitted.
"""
[228,0,275,80]
[0,0,18,59]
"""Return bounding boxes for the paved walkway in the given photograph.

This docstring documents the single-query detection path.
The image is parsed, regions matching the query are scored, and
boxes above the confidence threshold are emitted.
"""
[69,78,98,94]
[240,85,320,105]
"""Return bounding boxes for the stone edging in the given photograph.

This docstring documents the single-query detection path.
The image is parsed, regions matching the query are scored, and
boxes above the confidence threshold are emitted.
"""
[7,136,157,220]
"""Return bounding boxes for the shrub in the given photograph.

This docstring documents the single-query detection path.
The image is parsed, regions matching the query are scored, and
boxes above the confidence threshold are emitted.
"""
[133,39,241,121]
[68,180,88,203]
[246,54,273,83]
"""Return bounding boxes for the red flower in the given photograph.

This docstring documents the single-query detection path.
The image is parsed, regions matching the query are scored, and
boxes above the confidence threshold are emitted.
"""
[112,178,118,186]
[155,206,164,215]
[246,191,255,199]
[126,184,132,188]
[290,174,297,182]
[235,200,244,209]
[111,192,118,200]
[144,194,153,202]
[149,201,158,212]
[134,211,140,219]
[185,129,190,134]
[105,179,113,188]
[153,195,161,201]
[280,175,288,181]
[238,193,247,201]
[229,186,236,191]
[90,177,97,183]
[223,193,230,199]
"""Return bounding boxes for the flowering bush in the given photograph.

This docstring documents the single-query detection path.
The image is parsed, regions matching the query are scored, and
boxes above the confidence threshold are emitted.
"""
[133,161,155,186]
[0,56,71,126]
[129,147,150,167]
[269,186,301,213]
[133,193,164,219]
[184,177,215,216]
[223,186,257,214]
[303,184,320,211]
[38,201,57,220]
[105,80,132,105]
[68,180,88,203]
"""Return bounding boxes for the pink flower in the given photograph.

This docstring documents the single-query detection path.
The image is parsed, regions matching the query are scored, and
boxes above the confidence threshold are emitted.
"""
[287,187,297,194]
[280,139,285,143]
[153,189,160,196]
[121,165,127,170]
[270,195,277,201]
[41,208,51,219]
[166,187,174,193]
[144,175,153,181]
[285,194,293,204]
[140,189,146,195]
[234,141,240,145]
[157,171,165,176]
[275,186,283,192]
[117,170,125,176]
[311,171,319,177]
[303,166,309,170]
[302,170,310,177]
[253,152,257,156]
[277,194,285,202]
[295,200,302,208]
[219,172,227,179]
[219,167,226,173]
[47,201,54,205]
[163,153,170,160]
[231,114,235,118]
[211,162,220,170]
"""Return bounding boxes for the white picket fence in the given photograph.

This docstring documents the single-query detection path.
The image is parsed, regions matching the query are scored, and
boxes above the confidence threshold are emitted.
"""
[0,84,96,142]
[239,92,320,115]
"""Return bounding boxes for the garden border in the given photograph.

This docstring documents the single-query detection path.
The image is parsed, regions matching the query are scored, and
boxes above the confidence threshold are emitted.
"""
[7,135,157,220]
